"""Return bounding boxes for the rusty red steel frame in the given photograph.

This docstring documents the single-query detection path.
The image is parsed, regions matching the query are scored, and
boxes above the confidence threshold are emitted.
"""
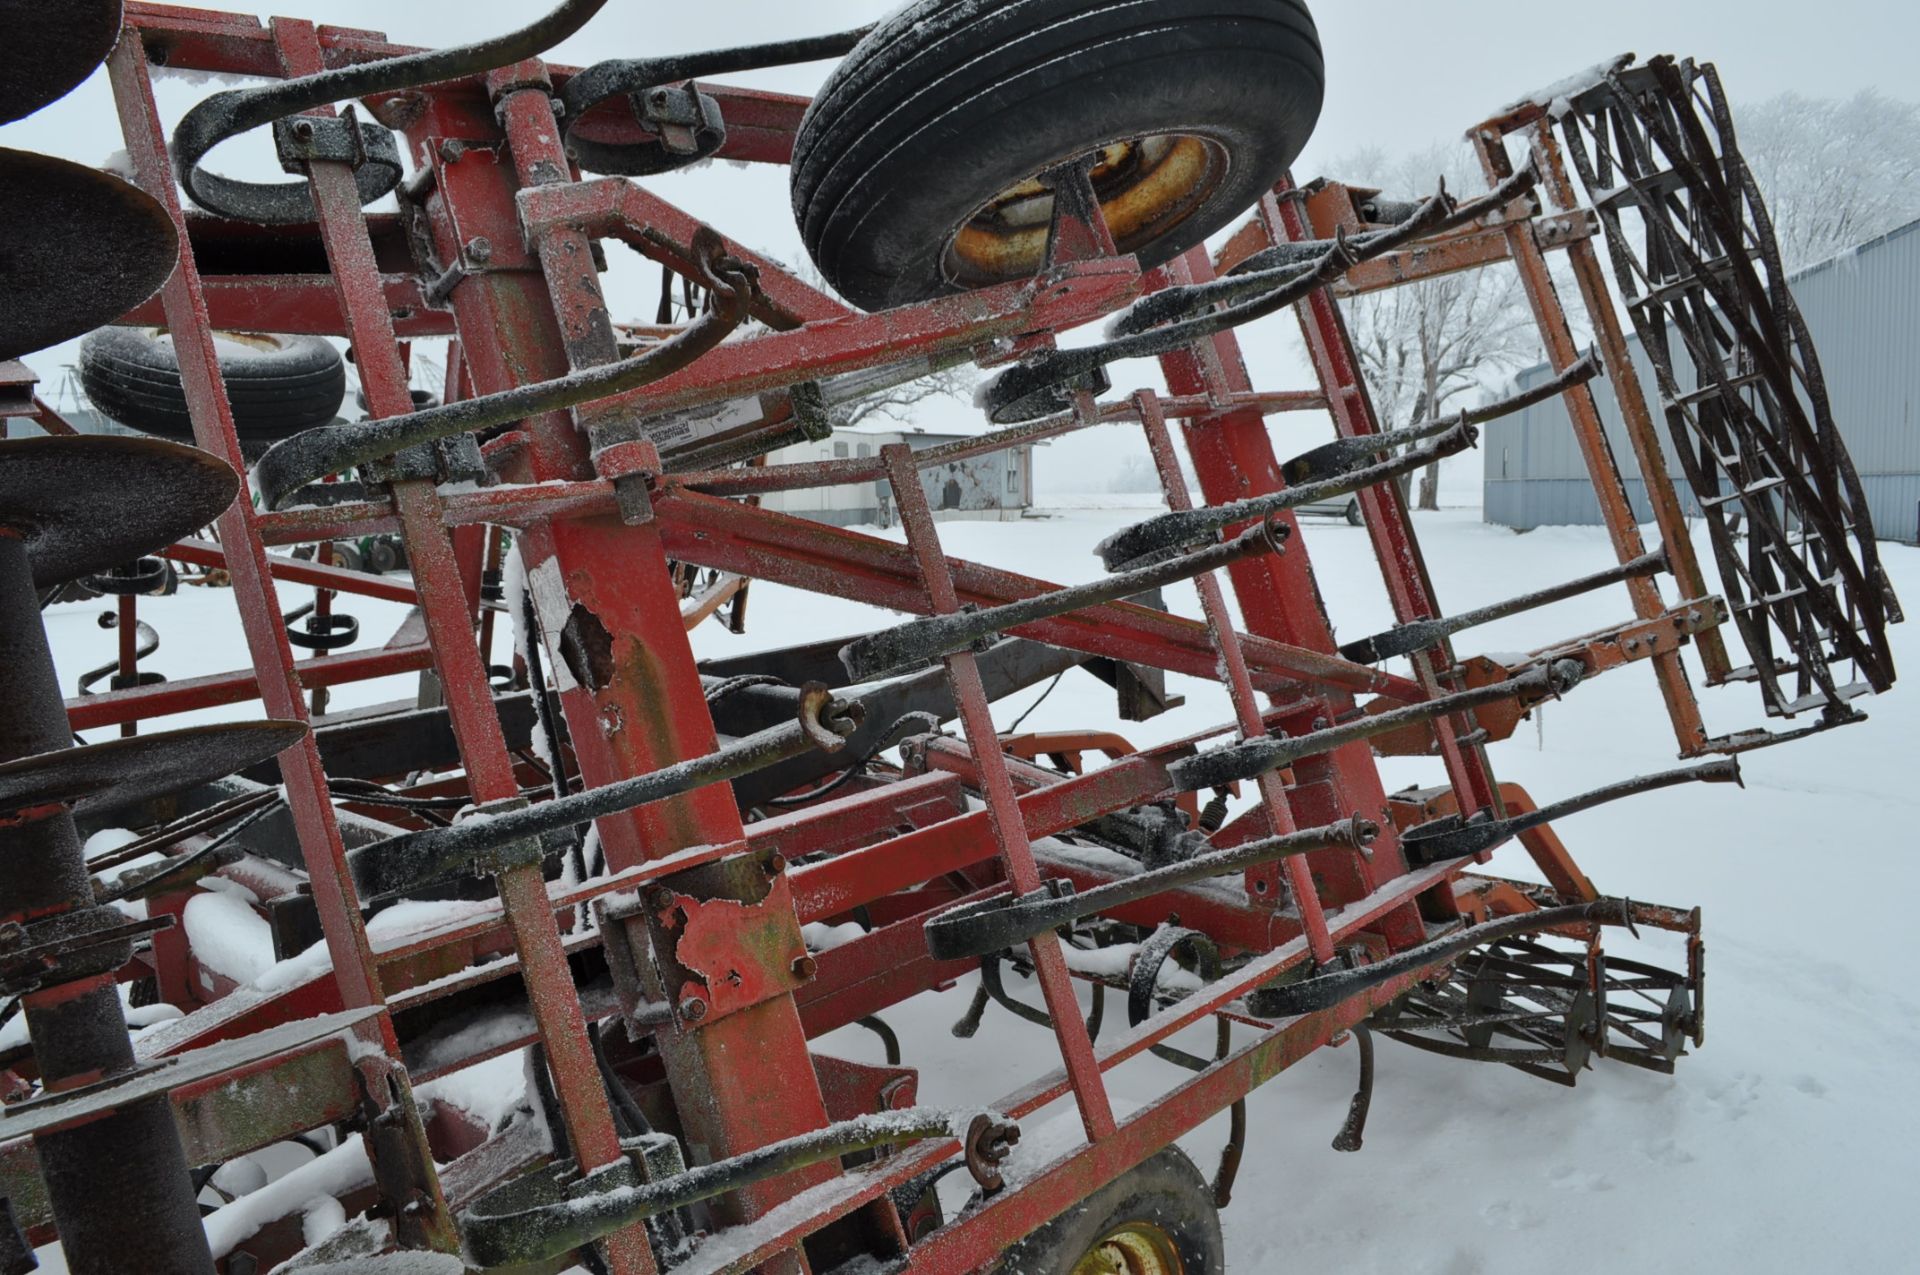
[2,7,1849,1272]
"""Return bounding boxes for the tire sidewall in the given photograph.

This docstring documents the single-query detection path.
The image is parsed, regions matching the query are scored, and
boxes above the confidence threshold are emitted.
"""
[793,0,1324,311]
[77,327,346,444]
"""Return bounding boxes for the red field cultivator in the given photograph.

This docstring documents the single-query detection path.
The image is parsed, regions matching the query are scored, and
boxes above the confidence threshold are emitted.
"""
[0,2,1900,1272]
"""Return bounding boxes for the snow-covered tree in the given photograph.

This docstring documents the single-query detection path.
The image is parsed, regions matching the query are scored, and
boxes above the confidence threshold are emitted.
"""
[1738,90,1920,273]
[1332,147,1537,511]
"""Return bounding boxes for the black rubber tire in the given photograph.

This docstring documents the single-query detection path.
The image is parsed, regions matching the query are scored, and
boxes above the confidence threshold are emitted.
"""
[996,1146,1224,1274]
[792,0,1324,312]
[77,327,347,446]
[1344,498,1364,527]
[355,387,441,414]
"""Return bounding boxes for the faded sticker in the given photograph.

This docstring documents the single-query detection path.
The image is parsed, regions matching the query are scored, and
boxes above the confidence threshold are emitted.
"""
[642,395,763,451]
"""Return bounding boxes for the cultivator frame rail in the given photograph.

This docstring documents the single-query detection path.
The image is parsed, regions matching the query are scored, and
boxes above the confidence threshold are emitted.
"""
[0,7,1898,1272]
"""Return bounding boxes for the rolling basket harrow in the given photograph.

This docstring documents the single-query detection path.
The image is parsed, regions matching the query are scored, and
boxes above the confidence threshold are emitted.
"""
[0,2,1899,1271]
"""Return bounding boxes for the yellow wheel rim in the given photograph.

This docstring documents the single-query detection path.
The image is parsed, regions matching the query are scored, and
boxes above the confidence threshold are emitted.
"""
[1069,1220,1186,1275]
[942,133,1229,289]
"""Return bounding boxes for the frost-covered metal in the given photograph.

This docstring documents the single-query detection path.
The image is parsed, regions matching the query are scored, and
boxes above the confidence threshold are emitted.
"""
[0,6,1897,1273]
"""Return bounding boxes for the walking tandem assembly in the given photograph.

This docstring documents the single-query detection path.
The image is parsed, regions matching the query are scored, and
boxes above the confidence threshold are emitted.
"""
[0,2,1901,1271]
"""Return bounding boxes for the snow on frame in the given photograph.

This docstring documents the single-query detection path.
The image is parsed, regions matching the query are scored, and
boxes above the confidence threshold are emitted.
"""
[31,499,1920,1272]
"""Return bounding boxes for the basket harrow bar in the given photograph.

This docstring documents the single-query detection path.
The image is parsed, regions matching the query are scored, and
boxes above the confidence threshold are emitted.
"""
[1553,57,1900,719]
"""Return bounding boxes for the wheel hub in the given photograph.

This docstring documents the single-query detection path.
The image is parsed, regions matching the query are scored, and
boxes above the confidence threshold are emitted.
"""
[1071,1220,1187,1275]
[943,133,1228,289]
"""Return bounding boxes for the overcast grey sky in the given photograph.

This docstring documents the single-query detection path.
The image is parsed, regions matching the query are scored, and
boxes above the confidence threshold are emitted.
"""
[6,0,1913,487]
[10,0,1902,164]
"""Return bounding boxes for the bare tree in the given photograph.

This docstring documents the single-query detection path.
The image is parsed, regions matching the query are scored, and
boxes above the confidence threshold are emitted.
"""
[1737,90,1920,272]
[1333,146,1537,510]
[775,261,981,430]
[831,363,979,431]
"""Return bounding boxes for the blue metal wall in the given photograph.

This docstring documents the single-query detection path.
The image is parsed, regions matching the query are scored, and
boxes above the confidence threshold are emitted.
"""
[1484,218,1920,543]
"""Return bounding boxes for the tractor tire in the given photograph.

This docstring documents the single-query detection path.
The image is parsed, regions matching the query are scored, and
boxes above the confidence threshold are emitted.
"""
[791,0,1324,312]
[355,386,440,414]
[78,328,347,447]
[368,538,400,575]
[996,1146,1224,1274]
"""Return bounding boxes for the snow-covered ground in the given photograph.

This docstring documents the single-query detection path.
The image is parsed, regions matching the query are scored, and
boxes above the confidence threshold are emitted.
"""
[36,501,1920,1272]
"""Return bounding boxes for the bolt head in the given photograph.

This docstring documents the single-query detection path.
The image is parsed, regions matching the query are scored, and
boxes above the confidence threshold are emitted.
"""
[678,995,708,1023]
[644,886,674,912]
[791,954,818,980]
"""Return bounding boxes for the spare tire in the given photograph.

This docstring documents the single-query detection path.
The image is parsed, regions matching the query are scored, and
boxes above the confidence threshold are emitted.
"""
[78,328,347,446]
[792,0,1324,312]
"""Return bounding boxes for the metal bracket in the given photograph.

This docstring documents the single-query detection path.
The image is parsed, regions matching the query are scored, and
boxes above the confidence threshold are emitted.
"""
[592,439,661,526]
[272,106,403,183]
[637,83,726,160]
[362,435,489,492]
[451,796,548,878]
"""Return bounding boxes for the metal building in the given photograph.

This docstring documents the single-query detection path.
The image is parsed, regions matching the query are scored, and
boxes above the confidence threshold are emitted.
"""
[1486,216,1920,543]
[757,425,1036,528]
